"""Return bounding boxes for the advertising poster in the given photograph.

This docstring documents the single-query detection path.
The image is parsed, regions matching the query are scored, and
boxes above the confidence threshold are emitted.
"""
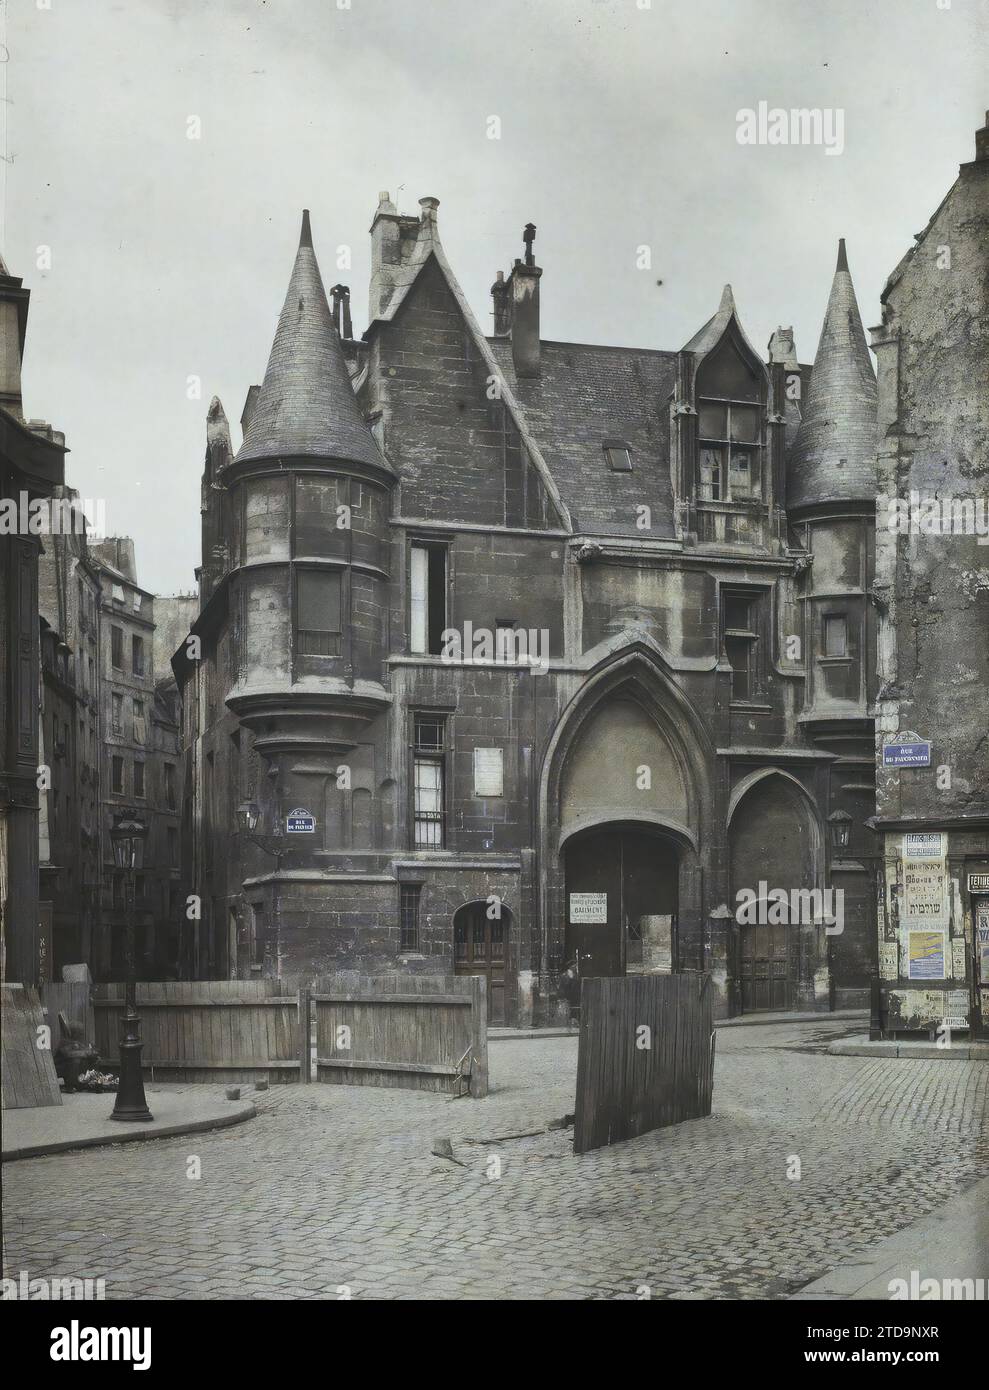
[907,930,945,980]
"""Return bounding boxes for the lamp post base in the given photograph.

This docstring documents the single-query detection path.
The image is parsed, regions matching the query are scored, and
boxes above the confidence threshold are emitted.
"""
[110,1024,153,1122]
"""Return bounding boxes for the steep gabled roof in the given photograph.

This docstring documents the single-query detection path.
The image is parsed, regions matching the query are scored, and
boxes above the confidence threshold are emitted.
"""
[365,200,571,529]
[235,211,388,473]
[489,339,677,537]
[788,240,877,508]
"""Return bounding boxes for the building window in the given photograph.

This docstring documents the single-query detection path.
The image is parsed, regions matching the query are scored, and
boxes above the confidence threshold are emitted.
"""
[132,697,145,743]
[111,692,123,735]
[410,542,447,656]
[167,826,178,868]
[400,884,421,951]
[412,714,445,848]
[132,634,144,677]
[603,439,633,472]
[823,613,848,658]
[721,589,760,702]
[698,400,762,501]
[296,569,342,656]
[164,762,176,810]
[134,760,145,798]
[111,625,124,670]
[111,755,124,794]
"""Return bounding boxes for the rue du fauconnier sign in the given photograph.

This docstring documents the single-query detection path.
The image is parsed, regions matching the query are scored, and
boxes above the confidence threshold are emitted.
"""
[882,731,932,768]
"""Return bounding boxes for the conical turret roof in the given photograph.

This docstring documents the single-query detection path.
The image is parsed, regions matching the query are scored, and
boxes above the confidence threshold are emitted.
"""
[787,240,877,508]
[235,211,387,472]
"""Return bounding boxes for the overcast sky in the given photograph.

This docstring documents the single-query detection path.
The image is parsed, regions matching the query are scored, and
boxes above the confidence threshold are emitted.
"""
[4,0,985,594]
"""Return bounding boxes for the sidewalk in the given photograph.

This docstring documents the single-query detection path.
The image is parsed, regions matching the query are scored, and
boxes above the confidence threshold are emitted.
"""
[791,1175,989,1299]
[489,1008,867,1041]
[828,1035,989,1061]
[2,1085,256,1162]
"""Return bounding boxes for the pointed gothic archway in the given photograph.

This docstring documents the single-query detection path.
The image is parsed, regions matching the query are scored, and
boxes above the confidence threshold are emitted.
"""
[727,769,826,1012]
[537,642,713,988]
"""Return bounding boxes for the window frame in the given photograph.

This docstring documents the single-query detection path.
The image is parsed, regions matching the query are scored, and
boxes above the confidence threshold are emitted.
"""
[294,566,343,659]
[409,540,449,656]
[399,883,422,952]
[411,712,447,849]
[720,584,767,705]
[697,397,764,503]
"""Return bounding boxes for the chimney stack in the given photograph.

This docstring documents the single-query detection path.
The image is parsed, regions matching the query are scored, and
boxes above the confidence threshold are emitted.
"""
[975,110,989,163]
[368,190,423,322]
[330,284,353,340]
[508,223,541,379]
[491,271,510,336]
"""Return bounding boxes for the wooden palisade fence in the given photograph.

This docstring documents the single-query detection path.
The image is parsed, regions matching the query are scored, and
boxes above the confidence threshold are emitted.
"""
[311,974,487,1097]
[75,975,487,1095]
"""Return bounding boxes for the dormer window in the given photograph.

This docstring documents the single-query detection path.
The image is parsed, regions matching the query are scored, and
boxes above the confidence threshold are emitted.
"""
[698,400,761,501]
[603,439,633,472]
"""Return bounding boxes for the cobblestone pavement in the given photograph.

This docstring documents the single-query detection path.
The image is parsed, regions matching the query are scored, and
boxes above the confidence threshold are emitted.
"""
[3,1020,987,1300]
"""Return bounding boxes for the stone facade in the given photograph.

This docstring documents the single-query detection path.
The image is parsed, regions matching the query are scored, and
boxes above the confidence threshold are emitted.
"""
[172,185,900,1026]
[84,539,186,980]
[870,115,989,1036]
[37,491,103,978]
[0,254,65,986]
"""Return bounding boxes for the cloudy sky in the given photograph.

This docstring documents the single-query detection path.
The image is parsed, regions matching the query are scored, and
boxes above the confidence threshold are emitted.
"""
[4,0,985,593]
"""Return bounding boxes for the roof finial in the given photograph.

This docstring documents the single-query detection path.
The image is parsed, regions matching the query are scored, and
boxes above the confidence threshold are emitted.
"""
[836,237,848,272]
[300,209,313,249]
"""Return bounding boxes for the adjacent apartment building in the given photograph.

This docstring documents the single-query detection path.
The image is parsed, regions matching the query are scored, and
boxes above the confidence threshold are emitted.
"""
[870,113,989,1037]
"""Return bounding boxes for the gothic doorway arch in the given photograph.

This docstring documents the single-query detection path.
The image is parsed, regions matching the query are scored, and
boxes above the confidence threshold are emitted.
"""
[453,901,512,1025]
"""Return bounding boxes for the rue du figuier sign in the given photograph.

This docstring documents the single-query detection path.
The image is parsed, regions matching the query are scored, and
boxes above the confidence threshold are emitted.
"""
[286,808,316,833]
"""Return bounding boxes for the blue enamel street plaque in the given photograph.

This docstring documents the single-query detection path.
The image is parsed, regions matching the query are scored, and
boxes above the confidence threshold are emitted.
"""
[882,741,931,768]
[286,808,316,833]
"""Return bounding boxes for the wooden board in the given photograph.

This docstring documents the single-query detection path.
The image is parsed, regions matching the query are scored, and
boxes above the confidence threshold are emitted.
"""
[2,983,63,1109]
[313,974,487,1096]
[573,973,714,1154]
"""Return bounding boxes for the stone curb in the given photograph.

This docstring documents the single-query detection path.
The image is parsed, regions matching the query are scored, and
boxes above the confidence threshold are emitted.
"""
[827,1036,989,1061]
[1,1099,257,1163]
[490,1010,868,1041]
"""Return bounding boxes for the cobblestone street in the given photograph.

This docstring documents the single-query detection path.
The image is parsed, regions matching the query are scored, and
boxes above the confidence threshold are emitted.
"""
[4,1020,987,1301]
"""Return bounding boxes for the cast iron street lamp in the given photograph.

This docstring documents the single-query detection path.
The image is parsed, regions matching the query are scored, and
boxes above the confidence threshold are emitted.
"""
[236,801,286,863]
[109,816,153,1122]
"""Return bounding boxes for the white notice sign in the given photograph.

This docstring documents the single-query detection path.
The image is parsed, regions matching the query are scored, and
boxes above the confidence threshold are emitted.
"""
[569,893,608,925]
[473,747,504,797]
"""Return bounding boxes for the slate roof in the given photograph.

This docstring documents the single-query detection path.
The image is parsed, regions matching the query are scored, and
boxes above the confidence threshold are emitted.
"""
[488,338,678,537]
[787,240,878,508]
[236,211,389,473]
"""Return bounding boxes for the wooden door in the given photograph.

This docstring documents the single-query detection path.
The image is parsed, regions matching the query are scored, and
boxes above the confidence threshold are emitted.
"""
[739,921,792,1011]
[454,903,506,1025]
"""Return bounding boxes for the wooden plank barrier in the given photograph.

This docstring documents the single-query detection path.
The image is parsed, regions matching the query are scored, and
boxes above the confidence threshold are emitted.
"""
[573,972,715,1154]
[93,979,302,1084]
[312,974,487,1096]
[1,984,62,1109]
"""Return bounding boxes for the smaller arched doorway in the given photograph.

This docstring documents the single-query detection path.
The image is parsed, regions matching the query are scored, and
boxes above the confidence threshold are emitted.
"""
[454,902,511,1025]
[563,824,679,977]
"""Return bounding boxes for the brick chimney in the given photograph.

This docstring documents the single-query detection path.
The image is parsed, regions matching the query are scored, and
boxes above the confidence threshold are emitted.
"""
[975,110,989,163]
[507,223,541,379]
[368,191,423,322]
[490,270,510,336]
